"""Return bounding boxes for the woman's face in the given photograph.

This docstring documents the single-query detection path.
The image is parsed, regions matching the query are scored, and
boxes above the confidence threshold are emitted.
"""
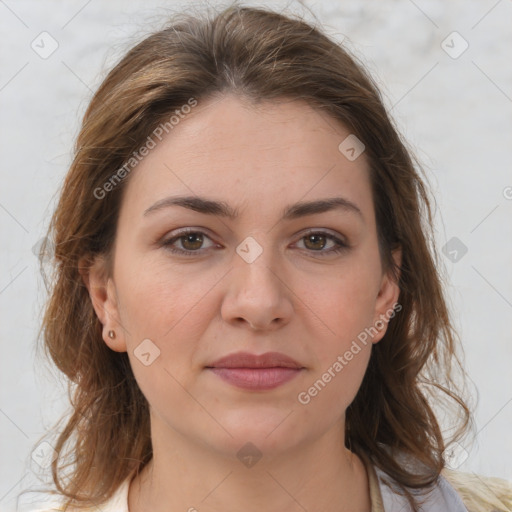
[87,94,401,459]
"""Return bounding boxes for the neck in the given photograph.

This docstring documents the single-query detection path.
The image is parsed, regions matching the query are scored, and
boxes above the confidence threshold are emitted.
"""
[128,417,370,512]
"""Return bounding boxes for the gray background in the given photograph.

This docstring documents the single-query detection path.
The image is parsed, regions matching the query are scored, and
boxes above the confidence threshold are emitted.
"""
[1,0,511,510]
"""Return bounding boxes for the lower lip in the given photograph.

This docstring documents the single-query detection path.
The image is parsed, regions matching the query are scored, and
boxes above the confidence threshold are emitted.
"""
[207,367,303,390]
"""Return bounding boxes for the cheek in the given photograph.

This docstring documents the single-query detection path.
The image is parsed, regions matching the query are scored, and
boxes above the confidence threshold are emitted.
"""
[113,265,214,416]
[113,253,225,381]
[307,258,380,350]
[114,248,211,334]
[297,270,376,416]
[298,255,379,408]
[295,346,371,438]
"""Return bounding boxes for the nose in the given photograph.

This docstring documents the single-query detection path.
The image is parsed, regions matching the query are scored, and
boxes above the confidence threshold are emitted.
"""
[220,249,293,331]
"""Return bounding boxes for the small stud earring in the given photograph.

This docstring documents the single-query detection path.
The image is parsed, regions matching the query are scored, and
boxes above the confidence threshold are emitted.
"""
[108,330,116,339]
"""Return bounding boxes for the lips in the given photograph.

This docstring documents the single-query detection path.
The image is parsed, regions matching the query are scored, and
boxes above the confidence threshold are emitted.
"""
[205,351,304,391]
[206,351,304,370]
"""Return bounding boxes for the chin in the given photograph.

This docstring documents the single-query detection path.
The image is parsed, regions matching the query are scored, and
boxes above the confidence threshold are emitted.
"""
[205,407,308,456]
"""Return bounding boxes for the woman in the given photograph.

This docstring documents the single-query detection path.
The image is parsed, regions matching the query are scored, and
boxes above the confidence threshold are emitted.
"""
[27,4,511,512]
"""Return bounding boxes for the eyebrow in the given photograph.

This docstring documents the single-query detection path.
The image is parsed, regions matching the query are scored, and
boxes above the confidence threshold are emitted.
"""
[143,195,364,222]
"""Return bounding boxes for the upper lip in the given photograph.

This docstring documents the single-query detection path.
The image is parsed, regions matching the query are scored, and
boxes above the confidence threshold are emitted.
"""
[206,351,304,369]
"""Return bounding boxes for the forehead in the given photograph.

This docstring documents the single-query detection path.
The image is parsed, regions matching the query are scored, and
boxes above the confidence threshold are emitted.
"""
[121,94,374,223]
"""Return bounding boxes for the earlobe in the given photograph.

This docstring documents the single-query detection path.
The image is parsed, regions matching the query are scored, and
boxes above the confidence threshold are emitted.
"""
[78,255,127,352]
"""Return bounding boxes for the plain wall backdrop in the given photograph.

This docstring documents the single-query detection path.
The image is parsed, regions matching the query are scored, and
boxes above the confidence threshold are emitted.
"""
[1,0,511,510]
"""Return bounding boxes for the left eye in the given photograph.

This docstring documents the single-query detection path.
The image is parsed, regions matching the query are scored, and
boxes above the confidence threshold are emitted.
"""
[161,229,348,257]
[295,232,348,255]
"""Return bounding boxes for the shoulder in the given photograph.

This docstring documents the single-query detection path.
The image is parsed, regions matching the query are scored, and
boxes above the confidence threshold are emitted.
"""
[24,477,131,512]
[366,446,512,512]
[442,468,512,512]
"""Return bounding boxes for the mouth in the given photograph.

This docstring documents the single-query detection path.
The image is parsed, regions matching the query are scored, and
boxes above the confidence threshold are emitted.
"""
[205,351,305,391]
[206,367,304,390]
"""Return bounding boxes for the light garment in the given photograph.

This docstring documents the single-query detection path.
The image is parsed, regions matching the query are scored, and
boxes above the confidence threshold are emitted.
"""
[364,452,512,512]
[368,459,468,511]
[27,455,512,512]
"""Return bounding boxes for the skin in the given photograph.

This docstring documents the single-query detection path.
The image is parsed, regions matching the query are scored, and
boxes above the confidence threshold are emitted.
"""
[82,93,401,512]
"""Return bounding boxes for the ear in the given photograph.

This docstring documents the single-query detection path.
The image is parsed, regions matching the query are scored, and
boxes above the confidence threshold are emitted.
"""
[78,254,127,353]
[371,247,402,344]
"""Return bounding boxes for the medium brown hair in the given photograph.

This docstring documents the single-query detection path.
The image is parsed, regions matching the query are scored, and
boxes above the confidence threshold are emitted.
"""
[26,3,473,511]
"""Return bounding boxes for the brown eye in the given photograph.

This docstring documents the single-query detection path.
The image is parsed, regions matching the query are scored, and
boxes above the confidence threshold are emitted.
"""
[180,232,204,251]
[303,233,328,251]
[296,231,349,256]
[162,229,216,255]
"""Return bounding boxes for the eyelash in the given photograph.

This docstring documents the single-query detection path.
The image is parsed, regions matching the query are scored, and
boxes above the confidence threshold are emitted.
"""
[161,228,349,257]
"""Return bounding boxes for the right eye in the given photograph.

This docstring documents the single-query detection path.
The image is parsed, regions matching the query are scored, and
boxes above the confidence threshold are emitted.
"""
[162,229,217,256]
